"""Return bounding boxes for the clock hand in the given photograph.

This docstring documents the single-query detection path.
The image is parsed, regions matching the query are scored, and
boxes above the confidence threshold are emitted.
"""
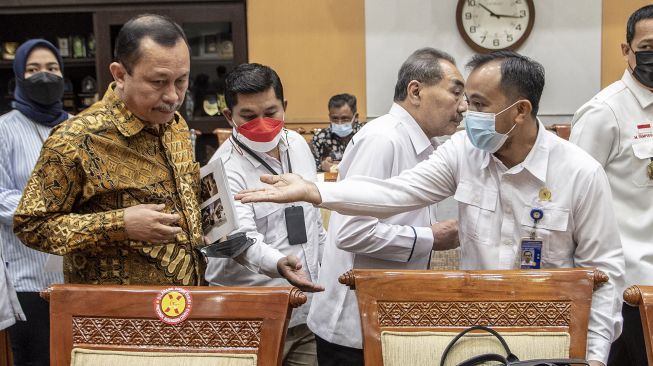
[493,13,524,19]
[478,3,501,18]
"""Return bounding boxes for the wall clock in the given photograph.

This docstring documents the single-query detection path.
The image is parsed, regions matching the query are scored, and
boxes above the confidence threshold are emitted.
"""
[456,0,535,53]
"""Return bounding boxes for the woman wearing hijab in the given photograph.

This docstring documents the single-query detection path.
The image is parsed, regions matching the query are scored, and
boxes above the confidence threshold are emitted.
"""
[0,39,67,366]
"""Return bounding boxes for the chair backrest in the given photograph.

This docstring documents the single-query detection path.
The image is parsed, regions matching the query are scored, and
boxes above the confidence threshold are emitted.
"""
[547,124,571,140]
[43,284,306,366]
[339,268,606,366]
[623,285,653,365]
[213,127,232,146]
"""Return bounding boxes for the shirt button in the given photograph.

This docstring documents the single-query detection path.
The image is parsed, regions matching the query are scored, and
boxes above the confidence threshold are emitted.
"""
[502,240,512,246]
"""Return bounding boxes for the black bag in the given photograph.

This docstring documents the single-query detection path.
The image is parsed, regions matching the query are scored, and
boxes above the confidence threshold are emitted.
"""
[439,325,590,366]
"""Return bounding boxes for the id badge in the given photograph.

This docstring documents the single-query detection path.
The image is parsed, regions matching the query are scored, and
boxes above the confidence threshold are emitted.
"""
[520,238,542,269]
[285,206,308,245]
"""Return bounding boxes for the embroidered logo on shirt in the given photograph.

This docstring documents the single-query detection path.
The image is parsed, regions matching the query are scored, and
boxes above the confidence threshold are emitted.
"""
[636,123,652,139]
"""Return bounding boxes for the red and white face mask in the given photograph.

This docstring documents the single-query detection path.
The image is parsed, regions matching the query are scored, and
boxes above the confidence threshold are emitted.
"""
[234,116,285,152]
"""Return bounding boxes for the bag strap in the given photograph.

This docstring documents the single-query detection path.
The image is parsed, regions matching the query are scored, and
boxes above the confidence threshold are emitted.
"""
[508,360,589,366]
[439,325,519,366]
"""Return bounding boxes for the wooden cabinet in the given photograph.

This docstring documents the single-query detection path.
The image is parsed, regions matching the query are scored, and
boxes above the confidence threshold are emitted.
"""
[0,0,247,165]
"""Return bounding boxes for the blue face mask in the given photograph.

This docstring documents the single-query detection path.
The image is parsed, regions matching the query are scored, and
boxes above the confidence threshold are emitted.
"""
[464,100,520,153]
[331,121,353,137]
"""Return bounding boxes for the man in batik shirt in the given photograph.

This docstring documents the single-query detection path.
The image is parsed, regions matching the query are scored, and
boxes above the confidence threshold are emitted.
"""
[311,93,362,172]
[13,14,320,291]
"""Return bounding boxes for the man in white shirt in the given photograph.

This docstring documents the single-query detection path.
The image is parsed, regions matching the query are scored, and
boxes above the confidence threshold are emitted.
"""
[570,5,653,365]
[237,51,626,366]
[205,63,326,366]
[309,48,462,366]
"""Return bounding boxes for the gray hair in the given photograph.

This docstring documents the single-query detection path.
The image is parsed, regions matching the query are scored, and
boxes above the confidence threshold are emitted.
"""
[393,47,456,102]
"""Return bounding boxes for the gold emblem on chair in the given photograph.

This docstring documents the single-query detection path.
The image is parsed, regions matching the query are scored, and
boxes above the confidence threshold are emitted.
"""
[154,287,193,324]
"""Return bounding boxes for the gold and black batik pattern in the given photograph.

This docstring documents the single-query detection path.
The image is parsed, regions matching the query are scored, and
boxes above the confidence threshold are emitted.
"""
[14,83,206,286]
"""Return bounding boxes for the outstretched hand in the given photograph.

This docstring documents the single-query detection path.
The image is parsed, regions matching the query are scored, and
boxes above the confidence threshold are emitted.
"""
[277,255,324,292]
[235,173,322,205]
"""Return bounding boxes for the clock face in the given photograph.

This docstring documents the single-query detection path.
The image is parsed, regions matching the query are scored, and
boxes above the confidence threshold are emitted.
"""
[456,0,535,52]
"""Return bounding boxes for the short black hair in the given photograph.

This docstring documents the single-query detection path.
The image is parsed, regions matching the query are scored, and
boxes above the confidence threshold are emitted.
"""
[466,51,545,117]
[328,93,357,114]
[627,5,653,45]
[393,48,456,102]
[224,63,284,110]
[114,14,188,74]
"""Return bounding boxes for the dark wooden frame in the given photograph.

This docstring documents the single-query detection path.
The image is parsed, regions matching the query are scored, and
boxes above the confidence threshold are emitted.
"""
[623,285,653,366]
[43,284,306,366]
[340,268,607,365]
[455,0,535,53]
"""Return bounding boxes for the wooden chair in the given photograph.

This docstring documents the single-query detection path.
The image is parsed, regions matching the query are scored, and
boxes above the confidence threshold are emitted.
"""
[623,285,653,365]
[43,284,306,366]
[213,127,232,146]
[546,123,571,140]
[339,268,607,366]
[0,331,11,366]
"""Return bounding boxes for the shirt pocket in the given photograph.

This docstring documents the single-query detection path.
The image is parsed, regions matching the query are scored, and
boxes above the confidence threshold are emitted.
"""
[520,206,572,261]
[454,180,497,246]
[253,202,287,244]
[631,138,653,187]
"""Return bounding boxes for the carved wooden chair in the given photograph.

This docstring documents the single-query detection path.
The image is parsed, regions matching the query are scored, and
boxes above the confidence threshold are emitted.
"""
[339,268,607,366]
[213,127,232,146]
[43,284,306,366]
[623,285,653,365]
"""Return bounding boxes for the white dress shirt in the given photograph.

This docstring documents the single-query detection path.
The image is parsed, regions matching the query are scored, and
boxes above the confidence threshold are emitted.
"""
[205,130,326,328]
[0,246,24,330]
[315,123,625,364]
[308,103,437,349]
[571,70,653,289]
[0,110,63,292]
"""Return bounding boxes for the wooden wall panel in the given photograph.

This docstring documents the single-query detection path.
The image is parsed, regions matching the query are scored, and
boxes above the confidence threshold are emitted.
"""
[601,0,651,87]
[247,0,366,126]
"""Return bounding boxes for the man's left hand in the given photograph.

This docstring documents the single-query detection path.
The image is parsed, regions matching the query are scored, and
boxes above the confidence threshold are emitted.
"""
[588,361,604,366]
[277,255,324,292]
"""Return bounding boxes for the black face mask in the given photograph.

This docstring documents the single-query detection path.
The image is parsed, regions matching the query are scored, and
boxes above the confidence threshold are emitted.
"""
[632,50,653,88]
[21,72,64,105]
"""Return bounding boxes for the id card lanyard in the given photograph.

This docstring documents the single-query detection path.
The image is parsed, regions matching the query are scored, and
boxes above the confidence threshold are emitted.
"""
[233,136,308,245]
[520,208,543,269]
[232,136,293,175]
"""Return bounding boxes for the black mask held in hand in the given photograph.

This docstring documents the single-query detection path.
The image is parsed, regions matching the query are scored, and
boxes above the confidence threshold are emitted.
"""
[632,50,653,89]
[22,72,64,105]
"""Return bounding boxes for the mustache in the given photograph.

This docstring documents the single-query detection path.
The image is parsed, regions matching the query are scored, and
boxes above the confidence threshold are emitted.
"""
[154,102,182,113]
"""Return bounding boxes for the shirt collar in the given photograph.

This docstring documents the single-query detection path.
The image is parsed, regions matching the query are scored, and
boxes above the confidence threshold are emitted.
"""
[622,70,653,109]
[103,82,178,138]
[480,119,549,183]
[389,103,432,155]
[518,119,549,183]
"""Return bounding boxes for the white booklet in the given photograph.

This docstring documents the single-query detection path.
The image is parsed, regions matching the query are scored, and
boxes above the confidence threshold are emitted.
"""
[199,157,237,243]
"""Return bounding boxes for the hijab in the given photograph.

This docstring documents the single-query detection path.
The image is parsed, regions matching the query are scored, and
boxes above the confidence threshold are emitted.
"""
[13,39,68,127]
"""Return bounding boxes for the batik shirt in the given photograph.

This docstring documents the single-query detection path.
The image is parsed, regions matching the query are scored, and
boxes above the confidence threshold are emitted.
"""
[14,83,205,286]
[310,122,362,171]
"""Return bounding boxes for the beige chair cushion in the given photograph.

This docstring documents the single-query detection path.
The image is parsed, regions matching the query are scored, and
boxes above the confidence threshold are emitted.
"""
[70,348,257,366]
[381,331,570,366]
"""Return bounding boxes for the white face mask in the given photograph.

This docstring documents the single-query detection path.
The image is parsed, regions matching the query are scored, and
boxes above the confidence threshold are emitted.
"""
[464,100,520,153]
[330,114,356,137]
